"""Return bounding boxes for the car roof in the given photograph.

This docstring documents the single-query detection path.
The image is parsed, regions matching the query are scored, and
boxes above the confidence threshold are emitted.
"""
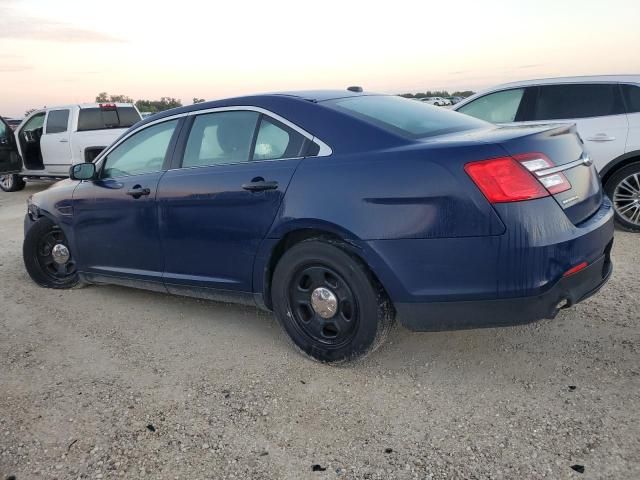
[25,103,137,115]
[487,74,640,90]
[133,90,385,128]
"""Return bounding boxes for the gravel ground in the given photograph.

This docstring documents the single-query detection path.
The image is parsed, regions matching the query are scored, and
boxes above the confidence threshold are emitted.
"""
[1,183,639,480]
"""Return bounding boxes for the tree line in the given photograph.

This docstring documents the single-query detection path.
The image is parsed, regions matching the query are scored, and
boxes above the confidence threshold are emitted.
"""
[95,93,206,113]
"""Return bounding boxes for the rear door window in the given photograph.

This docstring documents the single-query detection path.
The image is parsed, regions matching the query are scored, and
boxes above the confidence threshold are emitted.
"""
[182,111,259,167]
[457,88,525,123]
[532,84,625,120]
[78,107,141,131]
[621,84,640,113]
[45,109,70,134]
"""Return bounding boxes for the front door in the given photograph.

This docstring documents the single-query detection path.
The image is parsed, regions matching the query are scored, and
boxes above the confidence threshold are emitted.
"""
[40,109,72,174]
[0,117,21,175]
[72,118,181,289]
[157,110,307,296]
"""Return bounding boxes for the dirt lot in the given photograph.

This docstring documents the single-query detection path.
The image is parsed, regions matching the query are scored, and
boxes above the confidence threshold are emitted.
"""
[1,183,638,480]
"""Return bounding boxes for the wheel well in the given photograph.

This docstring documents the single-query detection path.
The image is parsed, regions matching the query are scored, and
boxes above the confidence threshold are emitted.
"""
[602,154,640,187]
[262,229,389,311]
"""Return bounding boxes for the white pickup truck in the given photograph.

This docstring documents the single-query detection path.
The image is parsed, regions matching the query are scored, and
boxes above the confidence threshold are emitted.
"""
[0,103,141,192]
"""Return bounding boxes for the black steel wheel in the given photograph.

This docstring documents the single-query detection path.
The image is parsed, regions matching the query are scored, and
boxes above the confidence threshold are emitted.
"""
[23,217,81,288]
[272,238,395,363]
[288,265,359,347]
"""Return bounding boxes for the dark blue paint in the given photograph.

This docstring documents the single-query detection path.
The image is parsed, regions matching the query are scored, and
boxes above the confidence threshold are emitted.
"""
[26,91,614,331]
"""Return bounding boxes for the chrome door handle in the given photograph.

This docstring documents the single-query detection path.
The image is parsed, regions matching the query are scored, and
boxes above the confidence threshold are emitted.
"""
[586,134,615,142]
[59,139,69,143]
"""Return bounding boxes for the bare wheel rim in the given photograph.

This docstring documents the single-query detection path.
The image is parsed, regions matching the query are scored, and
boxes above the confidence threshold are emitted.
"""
[612,172,640,226]
[287,264,359,347]
[0,175,13,190]
[36,228,77,282]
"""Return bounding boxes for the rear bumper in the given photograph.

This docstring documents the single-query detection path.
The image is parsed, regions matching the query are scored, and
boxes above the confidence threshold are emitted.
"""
[396,245,613,331]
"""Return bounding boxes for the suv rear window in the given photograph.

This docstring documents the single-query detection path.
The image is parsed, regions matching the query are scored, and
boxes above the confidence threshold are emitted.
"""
[531,84,625,120]
[326,95,487,138]
[78,107,141,131]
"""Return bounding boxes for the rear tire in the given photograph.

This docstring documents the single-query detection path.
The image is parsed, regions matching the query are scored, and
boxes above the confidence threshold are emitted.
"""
[271,239,395,363]
[23,217,82,288]
[605,162,640,232]
[0,174,26,192]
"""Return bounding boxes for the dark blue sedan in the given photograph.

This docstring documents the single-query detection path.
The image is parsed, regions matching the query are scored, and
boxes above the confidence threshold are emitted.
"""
[19,90,614,362]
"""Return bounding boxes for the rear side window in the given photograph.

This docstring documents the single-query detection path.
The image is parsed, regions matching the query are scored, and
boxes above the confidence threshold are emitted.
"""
[45,109,70,134]
[457,89,524,123]
[183,111,259,168]
[327,95,487,138]
[532,84,624,120]
[621,84,640,113]
[78,107,141,131]
[253,117,305,161]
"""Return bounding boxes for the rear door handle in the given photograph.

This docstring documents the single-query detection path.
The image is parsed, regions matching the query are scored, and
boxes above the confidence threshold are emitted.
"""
[59,139,69,143]
[586,134,615,142]
[242,180,279,192]
[126,186,151,198]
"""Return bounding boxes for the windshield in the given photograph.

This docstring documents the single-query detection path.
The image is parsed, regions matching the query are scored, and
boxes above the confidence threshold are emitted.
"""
[326,95,488,139]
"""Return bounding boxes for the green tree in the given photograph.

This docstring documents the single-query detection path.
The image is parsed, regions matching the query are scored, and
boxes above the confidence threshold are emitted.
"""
[135,97,183,113]
[192,97,205,104]
[95,92,134,103]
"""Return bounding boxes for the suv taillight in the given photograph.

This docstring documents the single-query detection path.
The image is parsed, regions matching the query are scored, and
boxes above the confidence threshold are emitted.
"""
[464,152,572,203]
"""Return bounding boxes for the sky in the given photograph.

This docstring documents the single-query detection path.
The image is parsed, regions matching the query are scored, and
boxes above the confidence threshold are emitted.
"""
[1,0,639,117]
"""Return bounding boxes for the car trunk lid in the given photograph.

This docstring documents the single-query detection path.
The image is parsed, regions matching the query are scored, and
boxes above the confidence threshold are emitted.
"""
[497,124,602,224]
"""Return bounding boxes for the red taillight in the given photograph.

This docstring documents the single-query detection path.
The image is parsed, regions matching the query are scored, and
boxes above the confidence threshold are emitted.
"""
[464,157,549,203]
[563,261,588,277]
[99,103,117,110]
[465,152,572,203]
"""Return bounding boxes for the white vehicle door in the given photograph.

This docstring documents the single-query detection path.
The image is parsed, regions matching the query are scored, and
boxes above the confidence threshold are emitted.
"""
[40,109,72,172]
[520,84,627,172]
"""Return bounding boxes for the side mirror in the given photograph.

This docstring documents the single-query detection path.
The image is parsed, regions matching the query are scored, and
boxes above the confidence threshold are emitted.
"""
[70,162,96,181]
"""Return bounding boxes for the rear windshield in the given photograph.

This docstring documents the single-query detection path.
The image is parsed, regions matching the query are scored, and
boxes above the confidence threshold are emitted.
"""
[326,95,487,139]
[78,107,141,131]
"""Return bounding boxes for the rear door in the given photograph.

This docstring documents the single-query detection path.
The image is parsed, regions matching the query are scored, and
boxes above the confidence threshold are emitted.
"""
[520,83,628,173]
[40,109,72,171]
[157,109,308,295]
[0,117,21,174]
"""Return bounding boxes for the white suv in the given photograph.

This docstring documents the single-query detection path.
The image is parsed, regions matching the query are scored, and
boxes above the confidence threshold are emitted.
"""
[453,75,640,231]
